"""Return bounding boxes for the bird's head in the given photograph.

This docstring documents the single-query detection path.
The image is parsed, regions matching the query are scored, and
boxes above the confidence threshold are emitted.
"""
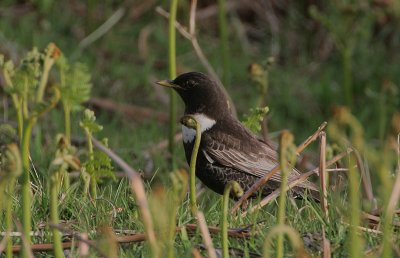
[156,72,230,116]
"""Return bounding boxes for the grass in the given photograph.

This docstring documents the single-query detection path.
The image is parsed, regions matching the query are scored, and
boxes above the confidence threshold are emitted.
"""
[1,1,400,257]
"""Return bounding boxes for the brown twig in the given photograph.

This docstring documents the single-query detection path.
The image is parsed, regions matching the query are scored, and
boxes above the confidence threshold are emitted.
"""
[145,133,183,155]
[78,233,89,257]
[195,1,240,20]
[0,233,7,253]
[362,212,400,228]
[9,223,251,253]
[49,223,106,256]
[319,132,329,221]
[231,121,328,213]
[87,97,169,123]
[128,0,156,20]
[191,248,203,258]
[322,225,331,258]
[352,148,376,209]
[387,134,400,215]
[196,212,217,258]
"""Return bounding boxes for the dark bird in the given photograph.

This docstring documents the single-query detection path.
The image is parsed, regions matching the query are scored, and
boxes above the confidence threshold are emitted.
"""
[156,72,319,199]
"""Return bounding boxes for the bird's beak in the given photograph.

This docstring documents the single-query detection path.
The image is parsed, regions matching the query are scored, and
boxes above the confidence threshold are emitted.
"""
[156,79,182,89]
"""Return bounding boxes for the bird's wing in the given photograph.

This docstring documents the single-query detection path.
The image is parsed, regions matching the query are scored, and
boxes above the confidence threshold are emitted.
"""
[202,131,300,182]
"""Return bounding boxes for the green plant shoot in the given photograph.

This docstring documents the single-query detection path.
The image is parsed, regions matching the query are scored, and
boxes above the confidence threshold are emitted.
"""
[276,130,297,258]
[221,181,243,258]
[180,115,201,216]
[79,109,114,203]
[56,55,92,146]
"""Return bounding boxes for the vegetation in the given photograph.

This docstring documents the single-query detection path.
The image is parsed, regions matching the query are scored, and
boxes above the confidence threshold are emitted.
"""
[0,0,399,257]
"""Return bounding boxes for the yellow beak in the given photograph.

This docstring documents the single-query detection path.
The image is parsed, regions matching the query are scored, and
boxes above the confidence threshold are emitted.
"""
[156,79,182,89]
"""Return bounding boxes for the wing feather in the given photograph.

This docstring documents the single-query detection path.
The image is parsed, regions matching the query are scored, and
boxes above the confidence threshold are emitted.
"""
[202,132,300,182]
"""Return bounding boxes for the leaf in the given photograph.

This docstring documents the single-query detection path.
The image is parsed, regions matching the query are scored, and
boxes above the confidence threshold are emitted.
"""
[79,109,103,133]
[242,106,269,133]
[57,55,92,111]
[83,150,115,182]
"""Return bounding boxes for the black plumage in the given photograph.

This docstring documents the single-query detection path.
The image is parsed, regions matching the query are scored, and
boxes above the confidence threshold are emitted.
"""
[157,72,319,199]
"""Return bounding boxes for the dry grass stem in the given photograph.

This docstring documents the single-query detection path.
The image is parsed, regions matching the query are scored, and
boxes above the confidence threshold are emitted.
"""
[191,248,202,258]
[196,212,217,258]
[78,233,89,257]
[0,234,7,253]
[362,212,400,228]
[91,137,140,178]
[319,132,329,221]
[88,97,169,123]
[129,176,159,257]
[146,133,182,155]
[391,134,400,214]
[128,0,156,20]
[15,221,34,258]
[352,148,375,206]
[322,225,331,258]
[79,8,125,49]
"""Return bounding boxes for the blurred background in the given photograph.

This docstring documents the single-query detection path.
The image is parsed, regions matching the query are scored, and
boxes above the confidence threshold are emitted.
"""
[1,0,400,173]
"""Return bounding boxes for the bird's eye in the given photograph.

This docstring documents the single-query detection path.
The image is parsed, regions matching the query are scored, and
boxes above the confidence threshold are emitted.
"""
[187,80,197,87]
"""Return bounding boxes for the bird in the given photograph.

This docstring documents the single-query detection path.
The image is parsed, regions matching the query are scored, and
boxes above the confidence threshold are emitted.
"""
[156,72,319,199]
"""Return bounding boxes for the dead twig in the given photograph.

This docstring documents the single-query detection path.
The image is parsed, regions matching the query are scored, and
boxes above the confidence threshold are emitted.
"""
[319,132,329,221]
[145,133,183,155]
[88,97,169,123]
[196,212,217,258]
[128,0,156,20]
[387,134,400,215]
[9,223,251,253]
[352,148,376,209]
[322,225,331,258]
[79,8,125,49]
[362,212,400,228]
[49,223,106,256]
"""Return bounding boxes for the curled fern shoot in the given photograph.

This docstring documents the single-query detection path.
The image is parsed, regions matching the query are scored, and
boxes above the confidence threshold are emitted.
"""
[0,143,22,258]
[180,115,201,216]
[263,225,307,258]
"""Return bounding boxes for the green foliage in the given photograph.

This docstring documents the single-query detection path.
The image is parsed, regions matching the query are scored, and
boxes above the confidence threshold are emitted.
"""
[80,109,103,134]
[242,106,269,133]
[0,1,399,257]
[48,135,80,182]
[0,124,18,146]
[1,48,42,95]
[0,143,22,208]
[57,55,92,111]
[83,148,115,182]
[79,109,114,200]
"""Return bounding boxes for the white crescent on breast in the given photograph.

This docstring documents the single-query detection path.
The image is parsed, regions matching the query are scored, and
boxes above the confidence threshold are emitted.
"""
[181,113,216,143]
